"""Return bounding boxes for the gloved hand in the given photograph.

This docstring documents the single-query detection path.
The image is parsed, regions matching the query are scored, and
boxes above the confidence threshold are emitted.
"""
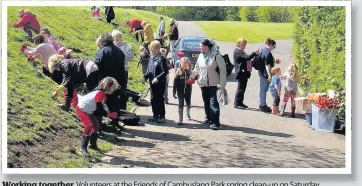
[51,91,58,99]
[186,78,195,84]
[152,78,158,84]
[28,55,36,61]
[173,92,177,99]
[20,44,28,52]
[107,112,118,119]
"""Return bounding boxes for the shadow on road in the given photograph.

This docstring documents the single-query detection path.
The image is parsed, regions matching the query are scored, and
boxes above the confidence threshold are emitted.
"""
[99,154,179,168]
[124,127,191,142]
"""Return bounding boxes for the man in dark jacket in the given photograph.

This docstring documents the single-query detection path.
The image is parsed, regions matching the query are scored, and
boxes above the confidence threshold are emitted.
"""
[166,20,179,56]
[94,33,127,113]
[233,38,259,109]
[105,6,115,24]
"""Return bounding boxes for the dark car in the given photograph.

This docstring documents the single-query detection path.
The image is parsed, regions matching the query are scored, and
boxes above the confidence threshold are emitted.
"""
[171,36,209,70]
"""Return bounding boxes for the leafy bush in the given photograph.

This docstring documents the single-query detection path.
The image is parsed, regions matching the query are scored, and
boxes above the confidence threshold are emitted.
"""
[239,7,258,22]
[225,7,241,21]
[293,6,346,120]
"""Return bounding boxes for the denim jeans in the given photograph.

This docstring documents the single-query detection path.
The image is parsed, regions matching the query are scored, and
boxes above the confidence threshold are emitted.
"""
[259,71,269,106]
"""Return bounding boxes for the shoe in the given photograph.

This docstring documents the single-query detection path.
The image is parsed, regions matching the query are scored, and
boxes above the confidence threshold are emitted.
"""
[278,105,285,117]
[259,105,271,113]
[234,105,246,109]
[157,118,166,124]
[148,117,158,122]
[176,121,183,125]
[80,135,91,157]
[240,103,249,108]
[209,124,219,130]
[291,107,296,118]
[89,133,99,150]
[58,97,71,112]
[186,113,191,120]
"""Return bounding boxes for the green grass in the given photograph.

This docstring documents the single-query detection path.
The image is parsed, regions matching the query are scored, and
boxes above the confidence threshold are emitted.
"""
[196,21,295,43]
[7,6,172,168]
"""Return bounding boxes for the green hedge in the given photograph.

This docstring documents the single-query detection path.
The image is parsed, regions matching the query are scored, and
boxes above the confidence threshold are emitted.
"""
[240,6,295,23]
[293,6,346,120]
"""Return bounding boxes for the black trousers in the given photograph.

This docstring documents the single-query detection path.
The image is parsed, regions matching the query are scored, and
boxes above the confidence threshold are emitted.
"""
[177,89,191,109]
[135,27,144,43]
[150,81,166,118]
[23,22,40,41]
[234,77,249,106]
[201,86,220,126]
[86,71,101,91]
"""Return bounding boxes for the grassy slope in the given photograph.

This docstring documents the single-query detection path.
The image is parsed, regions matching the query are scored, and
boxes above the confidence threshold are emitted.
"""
[7,7,172,168]
[196,21,294,43]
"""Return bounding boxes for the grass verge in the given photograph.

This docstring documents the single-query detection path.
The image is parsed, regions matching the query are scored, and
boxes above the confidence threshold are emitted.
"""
[196,21,294,43]
[7,6,172,168]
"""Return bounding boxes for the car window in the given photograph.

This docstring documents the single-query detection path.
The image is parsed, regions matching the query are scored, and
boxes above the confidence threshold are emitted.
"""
[182,40,202,50]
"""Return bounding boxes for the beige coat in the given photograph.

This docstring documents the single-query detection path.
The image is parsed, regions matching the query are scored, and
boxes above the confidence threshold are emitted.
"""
[191,52,227,87]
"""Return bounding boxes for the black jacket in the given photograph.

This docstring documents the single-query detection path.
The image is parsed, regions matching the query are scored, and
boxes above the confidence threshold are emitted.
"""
[59,59,87,88]
[105,6,115,20]
[94,44,126,88]
[173,71,192,96]
[144,53,169,83]
[233,48,256,80]
[169,24,179,41]
[139,45,150,65]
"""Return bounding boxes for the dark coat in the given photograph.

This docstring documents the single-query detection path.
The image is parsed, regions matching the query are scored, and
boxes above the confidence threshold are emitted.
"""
[233,48,256,80]
[173,70,192,95]
[144,53,169,83]
[58,59,87,88]
[94,43,126,88]
[169,23,179,41]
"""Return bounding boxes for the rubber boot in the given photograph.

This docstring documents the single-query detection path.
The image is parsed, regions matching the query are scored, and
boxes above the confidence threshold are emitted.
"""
[291,107,296,118]
[80,135,91,157]
[58,97,71,112]
[177,107,183,125]
[278,105,285,117]
[186,107,191,120]
[89,133,99,150]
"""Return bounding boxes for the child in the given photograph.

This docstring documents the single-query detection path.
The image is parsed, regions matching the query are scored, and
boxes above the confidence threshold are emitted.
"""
[76,77,119,157]
[269,67,282,115]
[40,28,60,51]
[12,9,40,41]
[279,63,299,118]
[173,57,193,125]
[22,34,62,84]
[138,42,150,75]
[92,8,102,21]
[161,49,171,104]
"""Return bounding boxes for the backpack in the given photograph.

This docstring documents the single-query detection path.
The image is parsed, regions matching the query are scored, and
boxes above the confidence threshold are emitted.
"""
[118,109,141,126]
[251,53,265,71]
[215,54,234,77]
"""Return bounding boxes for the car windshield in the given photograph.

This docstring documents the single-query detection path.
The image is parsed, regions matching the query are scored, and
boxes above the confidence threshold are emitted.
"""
[182,40,203,50]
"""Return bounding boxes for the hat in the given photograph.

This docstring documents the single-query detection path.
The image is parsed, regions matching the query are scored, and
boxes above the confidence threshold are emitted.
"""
[58,47,72,56]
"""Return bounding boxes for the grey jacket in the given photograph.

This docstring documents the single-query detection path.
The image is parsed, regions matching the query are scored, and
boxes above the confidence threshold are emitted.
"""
[191,52,227,87]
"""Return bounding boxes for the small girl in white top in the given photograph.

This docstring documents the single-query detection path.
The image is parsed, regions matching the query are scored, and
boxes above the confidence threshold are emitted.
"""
[279,63,299,118]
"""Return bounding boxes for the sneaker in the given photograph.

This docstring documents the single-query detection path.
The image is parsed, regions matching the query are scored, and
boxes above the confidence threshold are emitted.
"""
[234,105,246,109]
[157,118,166,124]
[209,124,219,130]
[186,113,191,120]
[148,117,158,122]
[240,103,249,108]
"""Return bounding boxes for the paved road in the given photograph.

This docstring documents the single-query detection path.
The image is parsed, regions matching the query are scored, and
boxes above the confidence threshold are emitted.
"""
[94,21,345,168]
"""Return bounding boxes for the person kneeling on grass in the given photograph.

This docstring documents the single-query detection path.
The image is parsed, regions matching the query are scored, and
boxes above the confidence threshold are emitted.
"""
[76,77,119,157]
[173,57,194,125]
[48,54,100,111]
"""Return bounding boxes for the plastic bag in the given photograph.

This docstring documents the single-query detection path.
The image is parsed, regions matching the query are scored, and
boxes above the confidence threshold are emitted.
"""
[216,88,230,107]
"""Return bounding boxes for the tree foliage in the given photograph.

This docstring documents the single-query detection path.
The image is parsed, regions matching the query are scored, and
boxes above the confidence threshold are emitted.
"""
[293,6,346,120]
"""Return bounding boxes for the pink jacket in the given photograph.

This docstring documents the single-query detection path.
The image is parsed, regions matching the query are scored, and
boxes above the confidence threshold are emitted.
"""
[25,43,57,67]
[48,36,60,51]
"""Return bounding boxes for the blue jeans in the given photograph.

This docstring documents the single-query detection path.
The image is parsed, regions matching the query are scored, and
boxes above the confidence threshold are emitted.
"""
[259,71,269,106]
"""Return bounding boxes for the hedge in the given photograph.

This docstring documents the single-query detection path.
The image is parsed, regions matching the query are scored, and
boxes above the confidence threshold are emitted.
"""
[293,6,346,120]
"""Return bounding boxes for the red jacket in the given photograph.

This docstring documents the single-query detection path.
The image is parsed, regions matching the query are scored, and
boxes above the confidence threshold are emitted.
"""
[129,20,142,33]
[13,12,40,31]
